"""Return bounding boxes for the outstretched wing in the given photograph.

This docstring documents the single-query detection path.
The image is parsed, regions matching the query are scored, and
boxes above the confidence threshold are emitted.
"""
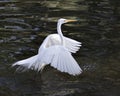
[12,34,82,73]
[12,55,38,72]
[64,36,82,53]
[39,34,82,53]
[38,45,82,75]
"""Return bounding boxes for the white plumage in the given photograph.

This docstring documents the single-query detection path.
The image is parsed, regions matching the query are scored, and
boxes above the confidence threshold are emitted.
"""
[12,18,82,76]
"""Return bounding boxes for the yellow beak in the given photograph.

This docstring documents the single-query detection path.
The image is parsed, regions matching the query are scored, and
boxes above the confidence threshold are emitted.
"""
[65,19,77,23]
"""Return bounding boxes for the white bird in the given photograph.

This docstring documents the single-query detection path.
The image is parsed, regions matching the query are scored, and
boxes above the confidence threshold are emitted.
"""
[12,18,82,76]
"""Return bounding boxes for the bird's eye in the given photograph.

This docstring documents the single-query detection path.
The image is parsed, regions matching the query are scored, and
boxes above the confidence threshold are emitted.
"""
[64,20,67,23]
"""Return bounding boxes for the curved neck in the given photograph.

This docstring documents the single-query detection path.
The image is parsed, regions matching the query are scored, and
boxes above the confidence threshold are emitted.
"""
[57,22,64,45]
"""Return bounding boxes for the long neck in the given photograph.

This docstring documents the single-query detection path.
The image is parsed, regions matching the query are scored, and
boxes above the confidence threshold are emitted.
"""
[57,22,64,45]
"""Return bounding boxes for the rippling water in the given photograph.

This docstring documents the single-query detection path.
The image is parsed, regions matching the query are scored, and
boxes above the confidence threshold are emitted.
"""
[0,0,120,96]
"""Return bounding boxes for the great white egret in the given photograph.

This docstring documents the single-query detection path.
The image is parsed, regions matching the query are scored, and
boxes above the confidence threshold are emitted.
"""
[12,18,82,76]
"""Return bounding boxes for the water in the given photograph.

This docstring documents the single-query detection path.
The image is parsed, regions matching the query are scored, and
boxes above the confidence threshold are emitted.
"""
[0,0,120,96]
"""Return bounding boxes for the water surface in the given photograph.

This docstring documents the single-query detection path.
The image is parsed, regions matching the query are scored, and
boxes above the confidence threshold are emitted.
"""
[0,0,120,96]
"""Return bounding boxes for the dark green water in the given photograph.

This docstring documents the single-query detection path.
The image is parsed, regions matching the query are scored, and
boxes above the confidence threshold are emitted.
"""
[0,0,120,96]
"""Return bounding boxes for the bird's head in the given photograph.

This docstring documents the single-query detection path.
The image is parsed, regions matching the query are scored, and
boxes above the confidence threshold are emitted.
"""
[58,18,77,25]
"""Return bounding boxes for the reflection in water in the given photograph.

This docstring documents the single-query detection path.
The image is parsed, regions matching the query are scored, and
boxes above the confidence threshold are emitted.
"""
[0,0,120,96]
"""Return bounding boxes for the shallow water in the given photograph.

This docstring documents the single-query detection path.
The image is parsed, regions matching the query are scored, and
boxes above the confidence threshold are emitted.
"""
[0,0,120,96]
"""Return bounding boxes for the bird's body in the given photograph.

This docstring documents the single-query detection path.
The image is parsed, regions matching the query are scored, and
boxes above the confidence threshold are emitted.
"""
[13,18,82,76]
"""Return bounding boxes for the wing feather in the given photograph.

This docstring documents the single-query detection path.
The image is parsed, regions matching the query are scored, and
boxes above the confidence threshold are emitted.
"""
[13,34,82,75]
[40,34,82,53]
[47,45,82,75]
[64,36,82,53]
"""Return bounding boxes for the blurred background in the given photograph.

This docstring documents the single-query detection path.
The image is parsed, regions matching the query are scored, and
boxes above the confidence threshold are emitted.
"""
[0,0,120,96]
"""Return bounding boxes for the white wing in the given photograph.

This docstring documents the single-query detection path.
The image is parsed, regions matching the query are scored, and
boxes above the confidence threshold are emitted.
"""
[38,45,82,75]
[12,55,38,71]
[64,36,82,53]
[12,34,82,74]
[39,34,82,53]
